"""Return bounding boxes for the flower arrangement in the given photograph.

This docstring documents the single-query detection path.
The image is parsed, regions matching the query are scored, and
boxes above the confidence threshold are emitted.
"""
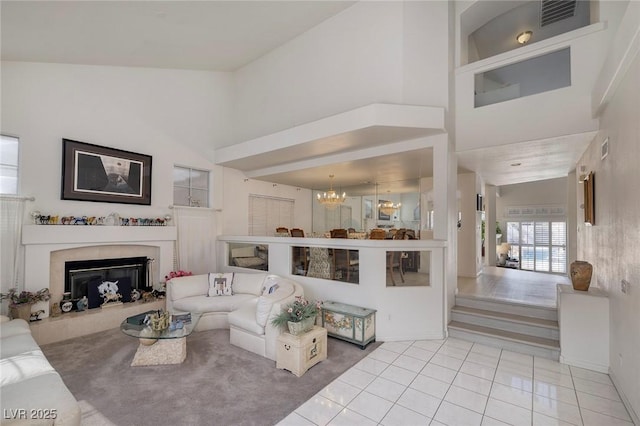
[164,270,193,281]
[271,296,322,328]
[0,288,51,307]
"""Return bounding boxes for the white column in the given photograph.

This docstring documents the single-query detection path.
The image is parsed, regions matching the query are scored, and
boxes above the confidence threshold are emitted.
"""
[485,185,497,266]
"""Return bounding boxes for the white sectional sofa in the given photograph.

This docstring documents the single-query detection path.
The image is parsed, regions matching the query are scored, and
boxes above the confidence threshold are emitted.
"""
[166,272,303,361]
[0,316,81,425]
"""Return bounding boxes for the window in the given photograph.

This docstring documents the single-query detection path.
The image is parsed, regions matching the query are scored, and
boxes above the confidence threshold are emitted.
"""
[248,195,294,236]
[507,220,566,273]
[1,135,19,194]
[173,166,209,207]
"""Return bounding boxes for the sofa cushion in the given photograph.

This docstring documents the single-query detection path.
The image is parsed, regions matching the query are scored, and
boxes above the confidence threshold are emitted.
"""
[172,294,256,313]
[208,273,234,296]
[255,280,295,327]
[232,273,266,296]
[1,333,42,359]
[0,371,81,426]
[0,318,31,339]
[169,274,209,301]
[228,300,264,336]
[0,350,55,386]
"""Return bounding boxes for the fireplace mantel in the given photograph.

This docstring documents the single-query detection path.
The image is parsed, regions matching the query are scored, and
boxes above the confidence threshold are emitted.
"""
[22,224,177,245]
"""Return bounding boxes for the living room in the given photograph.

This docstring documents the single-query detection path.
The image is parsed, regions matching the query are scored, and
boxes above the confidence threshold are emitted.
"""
[1,1,639,425]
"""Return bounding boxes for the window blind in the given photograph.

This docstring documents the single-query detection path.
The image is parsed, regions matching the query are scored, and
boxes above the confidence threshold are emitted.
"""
[249,195,294,236]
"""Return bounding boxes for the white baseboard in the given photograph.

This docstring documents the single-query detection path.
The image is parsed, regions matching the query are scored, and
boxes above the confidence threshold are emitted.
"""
[609,369,640,426]
[559,354,609,374]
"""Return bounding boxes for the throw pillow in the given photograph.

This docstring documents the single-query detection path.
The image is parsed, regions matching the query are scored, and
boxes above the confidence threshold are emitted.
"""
[255,281,295,327]
[262,275,280,295]
[208,273,234,297]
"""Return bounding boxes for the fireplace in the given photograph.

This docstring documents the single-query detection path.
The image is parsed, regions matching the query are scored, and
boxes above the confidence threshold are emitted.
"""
[65,256,151,308]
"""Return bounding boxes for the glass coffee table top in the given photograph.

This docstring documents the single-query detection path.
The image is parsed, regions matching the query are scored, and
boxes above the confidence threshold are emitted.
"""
[120,312,202,340]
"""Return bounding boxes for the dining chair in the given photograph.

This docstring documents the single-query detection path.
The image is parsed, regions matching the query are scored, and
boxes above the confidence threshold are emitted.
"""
[330,229,348,238]
[290,228,308,274]
[329,229,356,281]
[290,228,305,237]
[275,227,289,236]
[387,229,407,285]
[369,229,386,240]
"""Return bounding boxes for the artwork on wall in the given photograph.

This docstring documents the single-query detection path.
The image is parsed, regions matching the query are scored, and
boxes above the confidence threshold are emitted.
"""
[61,139,152,205]
[583,171,595,225]
[364,199,373,219]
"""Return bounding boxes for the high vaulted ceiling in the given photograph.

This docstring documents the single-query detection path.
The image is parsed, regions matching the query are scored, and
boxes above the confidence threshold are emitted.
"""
[1,1,355,72]
[1,1,602,190]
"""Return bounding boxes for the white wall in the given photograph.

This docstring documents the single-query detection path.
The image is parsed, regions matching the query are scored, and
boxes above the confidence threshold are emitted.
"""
[578,51,640,422]
[496,177,568,226]
[455,25,605,152]
[232,1,450,144]
[457,173,480,277]
[1,61,233,219]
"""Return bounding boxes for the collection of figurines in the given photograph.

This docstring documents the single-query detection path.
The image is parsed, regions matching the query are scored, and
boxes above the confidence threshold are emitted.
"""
[31,211,171,226]
[49,284,166,317]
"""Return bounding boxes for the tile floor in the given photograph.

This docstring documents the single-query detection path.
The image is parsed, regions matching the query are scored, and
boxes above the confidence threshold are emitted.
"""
[457,267,571,308]
[278,337,633,426]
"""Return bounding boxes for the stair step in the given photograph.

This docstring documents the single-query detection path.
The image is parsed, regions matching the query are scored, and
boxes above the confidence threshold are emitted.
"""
[448,320,560,360]
[455,295,557,321]
[451,305,559,340]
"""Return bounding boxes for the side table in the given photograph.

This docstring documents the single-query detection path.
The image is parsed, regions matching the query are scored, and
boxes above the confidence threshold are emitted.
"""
[276,326,327,377]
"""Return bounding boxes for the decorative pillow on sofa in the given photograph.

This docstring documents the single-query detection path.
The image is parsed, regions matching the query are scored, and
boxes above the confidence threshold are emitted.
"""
[255,280,295,327]
[262,275,281,295]
[208,273,234,296]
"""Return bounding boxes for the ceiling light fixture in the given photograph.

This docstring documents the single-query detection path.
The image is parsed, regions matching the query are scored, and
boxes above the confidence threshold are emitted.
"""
[378,200,402,216]
[516,31,533,44]
[316,174,346,209]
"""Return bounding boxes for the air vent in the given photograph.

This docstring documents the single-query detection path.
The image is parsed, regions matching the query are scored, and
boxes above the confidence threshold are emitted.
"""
[540,0,577,27]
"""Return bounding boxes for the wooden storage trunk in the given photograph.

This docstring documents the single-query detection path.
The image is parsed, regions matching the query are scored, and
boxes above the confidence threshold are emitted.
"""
[321,301,376,349]
[276,326,327,377]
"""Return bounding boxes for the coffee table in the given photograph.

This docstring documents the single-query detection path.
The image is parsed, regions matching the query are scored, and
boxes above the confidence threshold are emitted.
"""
[120,312,202,366]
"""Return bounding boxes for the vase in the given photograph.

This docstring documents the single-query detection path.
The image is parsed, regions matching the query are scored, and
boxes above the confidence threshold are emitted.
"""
[570,260,593,291]
[9,304,32,321]
[287,315,316,336]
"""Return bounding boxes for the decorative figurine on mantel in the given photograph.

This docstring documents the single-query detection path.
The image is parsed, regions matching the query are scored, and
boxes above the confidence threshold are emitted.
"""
[98,280,123,307]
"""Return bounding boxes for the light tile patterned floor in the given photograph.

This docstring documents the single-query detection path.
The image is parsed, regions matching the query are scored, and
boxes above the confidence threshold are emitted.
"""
[278,337,633,426]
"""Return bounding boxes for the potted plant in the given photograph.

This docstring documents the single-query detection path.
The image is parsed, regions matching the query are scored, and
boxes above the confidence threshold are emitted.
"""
[0,288,51,321]
[271,296,322,336]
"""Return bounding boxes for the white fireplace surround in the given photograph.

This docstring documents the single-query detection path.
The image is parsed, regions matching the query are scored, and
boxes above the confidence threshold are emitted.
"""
[22,225,176,318]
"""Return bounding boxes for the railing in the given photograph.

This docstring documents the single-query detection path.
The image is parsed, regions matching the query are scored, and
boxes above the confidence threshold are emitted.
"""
[217,235,447,342]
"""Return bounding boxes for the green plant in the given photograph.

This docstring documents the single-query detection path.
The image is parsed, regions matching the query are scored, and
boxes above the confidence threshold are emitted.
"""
[496,221,502,235]
[271,296,322,328]
[0,288,50,307]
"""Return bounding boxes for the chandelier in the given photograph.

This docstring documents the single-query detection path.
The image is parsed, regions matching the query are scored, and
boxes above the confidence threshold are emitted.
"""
[316,174,346,209]
[378,200,401,216]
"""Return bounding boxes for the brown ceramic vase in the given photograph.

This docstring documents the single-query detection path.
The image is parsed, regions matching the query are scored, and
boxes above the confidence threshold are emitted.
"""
[570,261,593,291]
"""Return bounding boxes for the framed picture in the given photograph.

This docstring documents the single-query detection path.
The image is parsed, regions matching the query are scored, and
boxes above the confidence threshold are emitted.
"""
[583,171,595,225]
[61,139,152,205]
[364,199,373,219]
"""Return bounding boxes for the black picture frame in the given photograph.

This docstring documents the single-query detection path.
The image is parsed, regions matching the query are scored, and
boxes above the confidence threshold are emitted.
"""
[583,172,595,225]
[61,139,152,205]
[476,194,484,212]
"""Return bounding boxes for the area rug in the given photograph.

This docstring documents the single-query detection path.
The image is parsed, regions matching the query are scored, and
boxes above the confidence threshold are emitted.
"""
[42,328,380,426]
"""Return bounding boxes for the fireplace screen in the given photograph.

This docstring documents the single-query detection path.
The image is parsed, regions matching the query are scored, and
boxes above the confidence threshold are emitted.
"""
[65,257,149,308]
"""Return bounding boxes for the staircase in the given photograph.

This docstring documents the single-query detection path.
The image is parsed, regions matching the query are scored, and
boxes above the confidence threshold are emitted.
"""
[448,295,560,360]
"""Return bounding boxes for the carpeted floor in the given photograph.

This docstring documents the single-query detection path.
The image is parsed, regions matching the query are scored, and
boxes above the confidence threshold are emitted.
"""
[42,328,380,426]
